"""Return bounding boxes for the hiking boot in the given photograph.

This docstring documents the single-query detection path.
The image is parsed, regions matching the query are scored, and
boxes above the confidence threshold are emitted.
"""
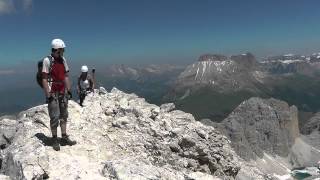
[60,135,77,146]
[52,138,60,151]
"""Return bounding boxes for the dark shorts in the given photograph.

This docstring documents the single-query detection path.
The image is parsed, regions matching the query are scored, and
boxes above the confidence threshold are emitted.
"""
[79,89,92,105]
[48,93,68,129]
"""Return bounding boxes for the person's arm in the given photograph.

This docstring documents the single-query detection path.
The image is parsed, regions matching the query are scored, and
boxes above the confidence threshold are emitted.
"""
[92,78,95,90]
[91,68,96,90]
[89,78,94,91]
[42,58,51,98]
[65,73,71,92]
[63,58,72,93]
[88,75,94,90]
[64,74,73,99]
[42,75,50,98]
[77,76,80,94]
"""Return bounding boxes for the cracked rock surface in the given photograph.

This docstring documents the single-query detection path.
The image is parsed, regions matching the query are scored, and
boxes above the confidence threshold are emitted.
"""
[0,88,240,180]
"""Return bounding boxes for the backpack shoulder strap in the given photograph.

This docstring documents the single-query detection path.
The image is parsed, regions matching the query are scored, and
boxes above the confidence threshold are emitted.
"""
[61,57,69,73]
[47,55,53,68]
[46,56,54,81]
[86,74,91,80]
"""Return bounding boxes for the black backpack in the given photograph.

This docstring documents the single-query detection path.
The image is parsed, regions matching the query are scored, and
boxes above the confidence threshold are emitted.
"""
[36,56,53,88]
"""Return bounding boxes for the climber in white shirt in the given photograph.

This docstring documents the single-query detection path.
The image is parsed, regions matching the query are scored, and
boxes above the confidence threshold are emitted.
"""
[77,65,95,106]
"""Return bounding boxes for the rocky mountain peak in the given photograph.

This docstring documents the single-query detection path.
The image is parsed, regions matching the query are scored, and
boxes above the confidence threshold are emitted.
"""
[173,53,263,96]
[197,54,228,62]
[265,54,306,62]
[302,112,320,135]
[310,52,320,63]
[197,53,257,65]
[230,53,257,68]
[0,87,240,179]
[217,97,300,160]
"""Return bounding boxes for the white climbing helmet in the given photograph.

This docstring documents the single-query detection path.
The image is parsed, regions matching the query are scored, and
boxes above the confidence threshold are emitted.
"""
[81,65,88,73]
[51,39,66,49]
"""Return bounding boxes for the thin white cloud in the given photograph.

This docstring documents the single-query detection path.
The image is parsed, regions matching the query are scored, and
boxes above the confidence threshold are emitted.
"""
[22,0,32,11]
[0,0,33,15]
[0,0,15,14]
[0,70,15,75]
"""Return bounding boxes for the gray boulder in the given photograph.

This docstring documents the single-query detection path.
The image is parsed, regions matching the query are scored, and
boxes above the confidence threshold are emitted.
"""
[160,103,176,113]
[0,174,10,180]
[0,118,17,150]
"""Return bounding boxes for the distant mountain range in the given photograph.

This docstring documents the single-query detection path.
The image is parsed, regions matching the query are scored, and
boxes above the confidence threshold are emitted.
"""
[2,52,320,127]
[165,52,320,125]
[95,64,185,105]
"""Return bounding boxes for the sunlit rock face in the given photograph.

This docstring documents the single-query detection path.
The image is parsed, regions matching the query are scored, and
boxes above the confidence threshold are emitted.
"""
[218,97,299,160]
[0,87,240,180]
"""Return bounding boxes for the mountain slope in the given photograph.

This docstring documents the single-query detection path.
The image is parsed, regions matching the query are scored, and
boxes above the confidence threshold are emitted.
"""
[96,64,185,105]
[174,53,261,93]
[0,88,241,179]
[167,53,320,122]
[205,97,320,179]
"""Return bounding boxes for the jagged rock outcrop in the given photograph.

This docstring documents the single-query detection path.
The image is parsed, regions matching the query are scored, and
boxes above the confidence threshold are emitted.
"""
[0,118,17,150]
[0,88,240,179]
[211,97,320,178]
[292,112,320,168]
[302,112,320,135]
[217,97,300,160]
[198,54,228,62]
[260,53,320,76]
[260,60,313,75]
[230,53,257,70]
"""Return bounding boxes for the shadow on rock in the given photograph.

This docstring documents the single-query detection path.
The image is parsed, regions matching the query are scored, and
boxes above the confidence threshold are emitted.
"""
[35,133,53,146]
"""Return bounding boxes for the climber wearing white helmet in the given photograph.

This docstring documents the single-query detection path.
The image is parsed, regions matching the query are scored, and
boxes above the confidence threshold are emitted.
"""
[77,65,95,106]
[41,38,76,151]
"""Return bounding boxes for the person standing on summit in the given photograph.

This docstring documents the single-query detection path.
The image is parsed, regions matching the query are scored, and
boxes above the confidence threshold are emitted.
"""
[42,39,76,151]
[77,65,95,107]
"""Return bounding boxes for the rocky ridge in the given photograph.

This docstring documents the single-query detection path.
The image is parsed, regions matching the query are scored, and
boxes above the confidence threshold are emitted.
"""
[0,88,241,179]
[218,97,300,160]
[302,112,320,135]
[209,97,320,179]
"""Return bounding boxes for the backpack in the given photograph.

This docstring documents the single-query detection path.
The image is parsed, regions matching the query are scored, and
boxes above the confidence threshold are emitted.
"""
[36,56,54,88]
[37,56,68,89]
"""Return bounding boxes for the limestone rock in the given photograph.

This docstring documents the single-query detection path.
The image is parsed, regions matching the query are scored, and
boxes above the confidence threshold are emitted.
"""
[0,174,10,180]
[219,97,300,160]
[302,112,320,135]
[0,88,240,179]
[99,87,108,95]
[0,118,17,150]
[160,103,175,113]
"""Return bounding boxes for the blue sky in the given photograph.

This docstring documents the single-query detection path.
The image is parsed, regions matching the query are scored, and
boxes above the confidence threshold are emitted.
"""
[1,0,320,67]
